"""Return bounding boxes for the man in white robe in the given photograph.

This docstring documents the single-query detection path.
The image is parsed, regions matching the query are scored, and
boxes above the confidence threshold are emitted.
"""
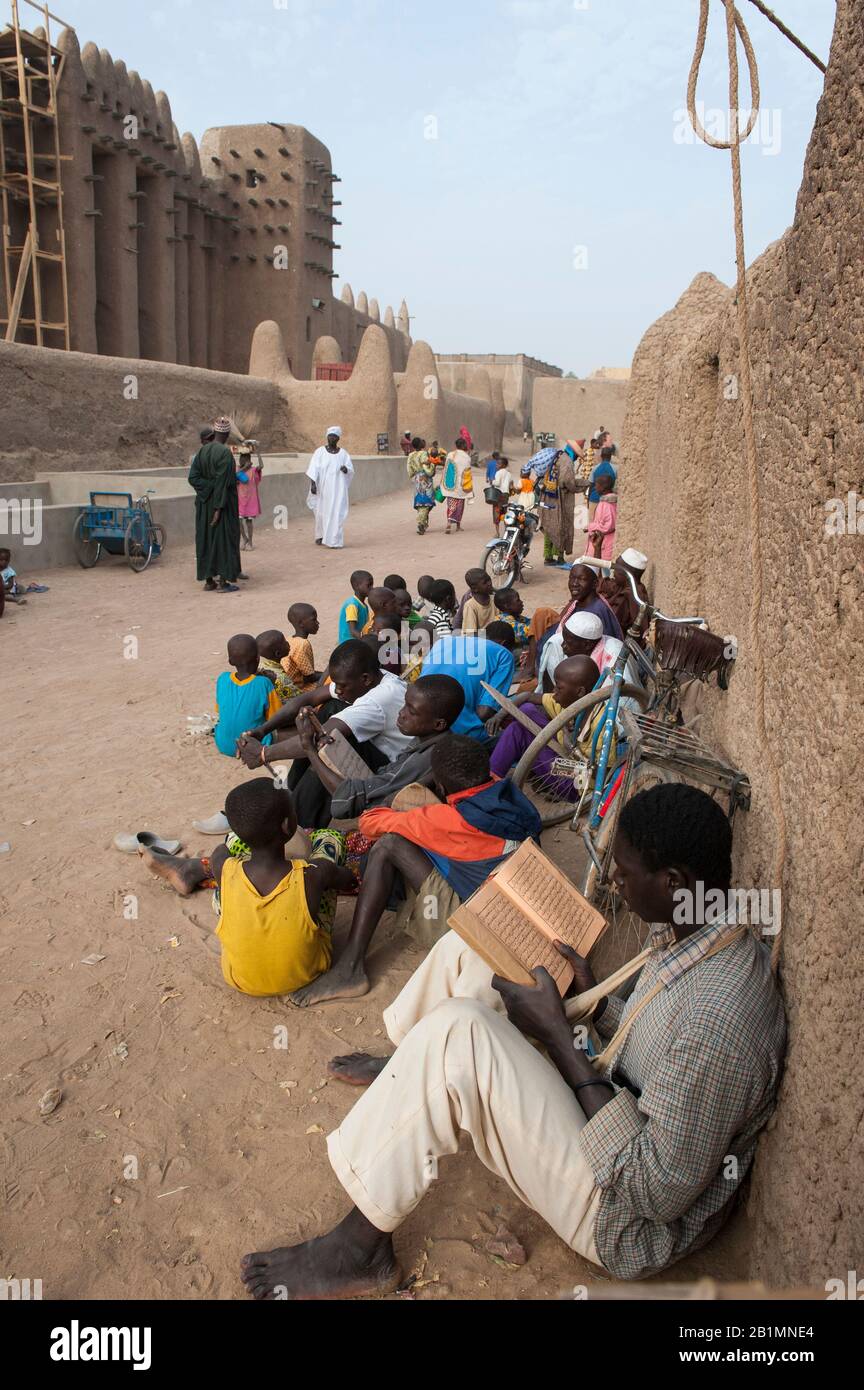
[306,426,354,549]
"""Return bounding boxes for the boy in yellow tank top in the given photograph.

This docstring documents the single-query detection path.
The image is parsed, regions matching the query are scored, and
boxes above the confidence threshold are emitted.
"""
[140,780,355,997]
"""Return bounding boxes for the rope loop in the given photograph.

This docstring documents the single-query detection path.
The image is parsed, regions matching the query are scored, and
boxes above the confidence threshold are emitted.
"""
[687,0,761,148]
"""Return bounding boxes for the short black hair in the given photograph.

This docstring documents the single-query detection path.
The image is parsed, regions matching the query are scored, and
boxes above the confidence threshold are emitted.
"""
[430,579,456,608]
[412,674,465,725]
[329,637,379,677]
[465,567,487,588]
[200,426,215,442]
[350,570,373,588]
[383,574,406,593]
[494,589,519,612]
[485,620,516,651]
[225,779,296,848]
[618,784,733,889]
[411,436,424,450]
[431,734,491,794]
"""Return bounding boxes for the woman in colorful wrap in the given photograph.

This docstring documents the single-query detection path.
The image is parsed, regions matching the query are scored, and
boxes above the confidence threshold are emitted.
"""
[441,438,474,533]
[407,437,437,535]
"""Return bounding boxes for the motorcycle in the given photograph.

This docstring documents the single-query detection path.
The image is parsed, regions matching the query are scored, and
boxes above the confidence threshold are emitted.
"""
[483,499,539,592]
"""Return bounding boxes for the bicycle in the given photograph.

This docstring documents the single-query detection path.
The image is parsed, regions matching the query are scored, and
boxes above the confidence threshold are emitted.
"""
[507,567,749,973]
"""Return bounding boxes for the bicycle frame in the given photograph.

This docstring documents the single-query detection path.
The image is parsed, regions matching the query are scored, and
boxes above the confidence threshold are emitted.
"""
[588,571,706,830]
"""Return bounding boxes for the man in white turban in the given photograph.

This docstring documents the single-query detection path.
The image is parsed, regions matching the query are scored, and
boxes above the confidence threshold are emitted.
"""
[306,427,354,549]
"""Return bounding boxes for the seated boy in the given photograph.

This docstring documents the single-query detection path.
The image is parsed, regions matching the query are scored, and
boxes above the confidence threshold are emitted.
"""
[457,568,495,634]
[293,674,465,823]
[392,588,423,629]
[215,635,282,757]
[141,780,354,997]
[283,604,321,690]
[361,587,398,636]
[489,655,600,801]
[288,733,542,1007]
[493,589,531,652]
[338,571,374,642]
[256,631,302,704]
[413,575,436,615]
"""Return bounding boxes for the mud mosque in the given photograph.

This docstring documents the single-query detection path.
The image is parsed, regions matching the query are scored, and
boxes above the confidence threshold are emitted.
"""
[0,8,626,479]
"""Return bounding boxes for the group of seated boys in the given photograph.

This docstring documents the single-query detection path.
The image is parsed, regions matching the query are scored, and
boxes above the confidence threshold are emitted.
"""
[138,548,787,1298]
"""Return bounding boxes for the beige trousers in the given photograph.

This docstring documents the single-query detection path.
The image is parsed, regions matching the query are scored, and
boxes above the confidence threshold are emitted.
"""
[327,930,603,1263]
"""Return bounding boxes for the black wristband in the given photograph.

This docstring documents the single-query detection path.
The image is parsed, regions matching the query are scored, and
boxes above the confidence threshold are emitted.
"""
[572,1078,614,1094]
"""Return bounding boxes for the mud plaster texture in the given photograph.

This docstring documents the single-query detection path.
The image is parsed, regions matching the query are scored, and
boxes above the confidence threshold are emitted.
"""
[618,0,863,1287]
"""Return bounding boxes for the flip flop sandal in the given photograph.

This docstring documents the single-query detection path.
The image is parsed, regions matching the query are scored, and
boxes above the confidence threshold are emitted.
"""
[113,831,183,855]
[192,812,230,835]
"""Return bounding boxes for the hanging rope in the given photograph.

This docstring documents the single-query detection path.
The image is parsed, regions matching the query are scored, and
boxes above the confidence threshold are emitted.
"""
[745,0,827,74]
[686,0,795,970]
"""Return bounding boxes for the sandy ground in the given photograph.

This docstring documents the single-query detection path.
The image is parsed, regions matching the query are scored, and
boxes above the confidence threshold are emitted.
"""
[0,478,745,1301]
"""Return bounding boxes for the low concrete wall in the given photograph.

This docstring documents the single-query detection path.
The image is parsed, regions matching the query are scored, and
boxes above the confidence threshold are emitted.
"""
[4,456,409,572]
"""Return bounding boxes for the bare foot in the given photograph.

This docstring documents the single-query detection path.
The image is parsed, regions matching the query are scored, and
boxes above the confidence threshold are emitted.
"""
[139,847,205,897]
[327,1053,390,1086]
[241,1212,400,1301]
[289,958,369,1008]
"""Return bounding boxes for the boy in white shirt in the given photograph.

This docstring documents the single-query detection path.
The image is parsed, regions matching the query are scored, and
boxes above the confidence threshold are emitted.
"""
[491,458,516,536]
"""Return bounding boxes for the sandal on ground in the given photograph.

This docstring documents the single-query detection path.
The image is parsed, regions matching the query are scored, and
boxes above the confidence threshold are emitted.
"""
[114,831,183,855]
[192,812,230,836]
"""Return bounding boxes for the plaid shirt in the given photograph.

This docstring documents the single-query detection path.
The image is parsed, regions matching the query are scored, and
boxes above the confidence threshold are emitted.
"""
[579,916,786,1280]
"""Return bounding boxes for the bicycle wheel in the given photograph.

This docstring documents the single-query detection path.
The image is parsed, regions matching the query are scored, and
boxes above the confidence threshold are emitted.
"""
[511,687,620,829]
[583,761,680,978]
[484,541,518,592]
[124,517,154,572]
[73,513,102,568]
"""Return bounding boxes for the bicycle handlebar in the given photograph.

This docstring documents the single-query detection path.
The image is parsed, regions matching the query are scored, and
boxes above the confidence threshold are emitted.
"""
[620,567,706,630]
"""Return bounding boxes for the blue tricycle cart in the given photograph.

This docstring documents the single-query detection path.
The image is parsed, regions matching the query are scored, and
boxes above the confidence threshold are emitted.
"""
[73,491,166,573]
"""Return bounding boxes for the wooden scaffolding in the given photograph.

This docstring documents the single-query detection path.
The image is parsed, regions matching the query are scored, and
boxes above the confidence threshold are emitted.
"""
[0,0,70,347]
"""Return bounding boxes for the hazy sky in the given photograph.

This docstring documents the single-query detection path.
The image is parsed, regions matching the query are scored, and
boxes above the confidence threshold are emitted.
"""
[56,0,835,375]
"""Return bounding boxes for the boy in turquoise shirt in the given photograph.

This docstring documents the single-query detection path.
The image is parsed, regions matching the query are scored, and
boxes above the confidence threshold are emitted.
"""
[338,570,373,642]
[215,634,281,757]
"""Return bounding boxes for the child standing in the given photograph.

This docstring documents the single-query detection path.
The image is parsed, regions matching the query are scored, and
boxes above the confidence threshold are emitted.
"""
[215,634,282,757]
[490,457,516,535]
[236,441,263,550]
[587,474,618,560]
[338,571,373,641]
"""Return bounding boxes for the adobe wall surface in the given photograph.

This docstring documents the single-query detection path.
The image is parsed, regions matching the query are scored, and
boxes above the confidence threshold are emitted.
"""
[617,0,863,1286]
[398,342,505,455]
[532,376,630,448]
[0,339,280,481]
[437,353,562,435]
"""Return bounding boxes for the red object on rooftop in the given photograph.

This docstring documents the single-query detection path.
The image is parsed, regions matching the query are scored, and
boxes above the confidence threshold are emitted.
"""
[315,362,353,382]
